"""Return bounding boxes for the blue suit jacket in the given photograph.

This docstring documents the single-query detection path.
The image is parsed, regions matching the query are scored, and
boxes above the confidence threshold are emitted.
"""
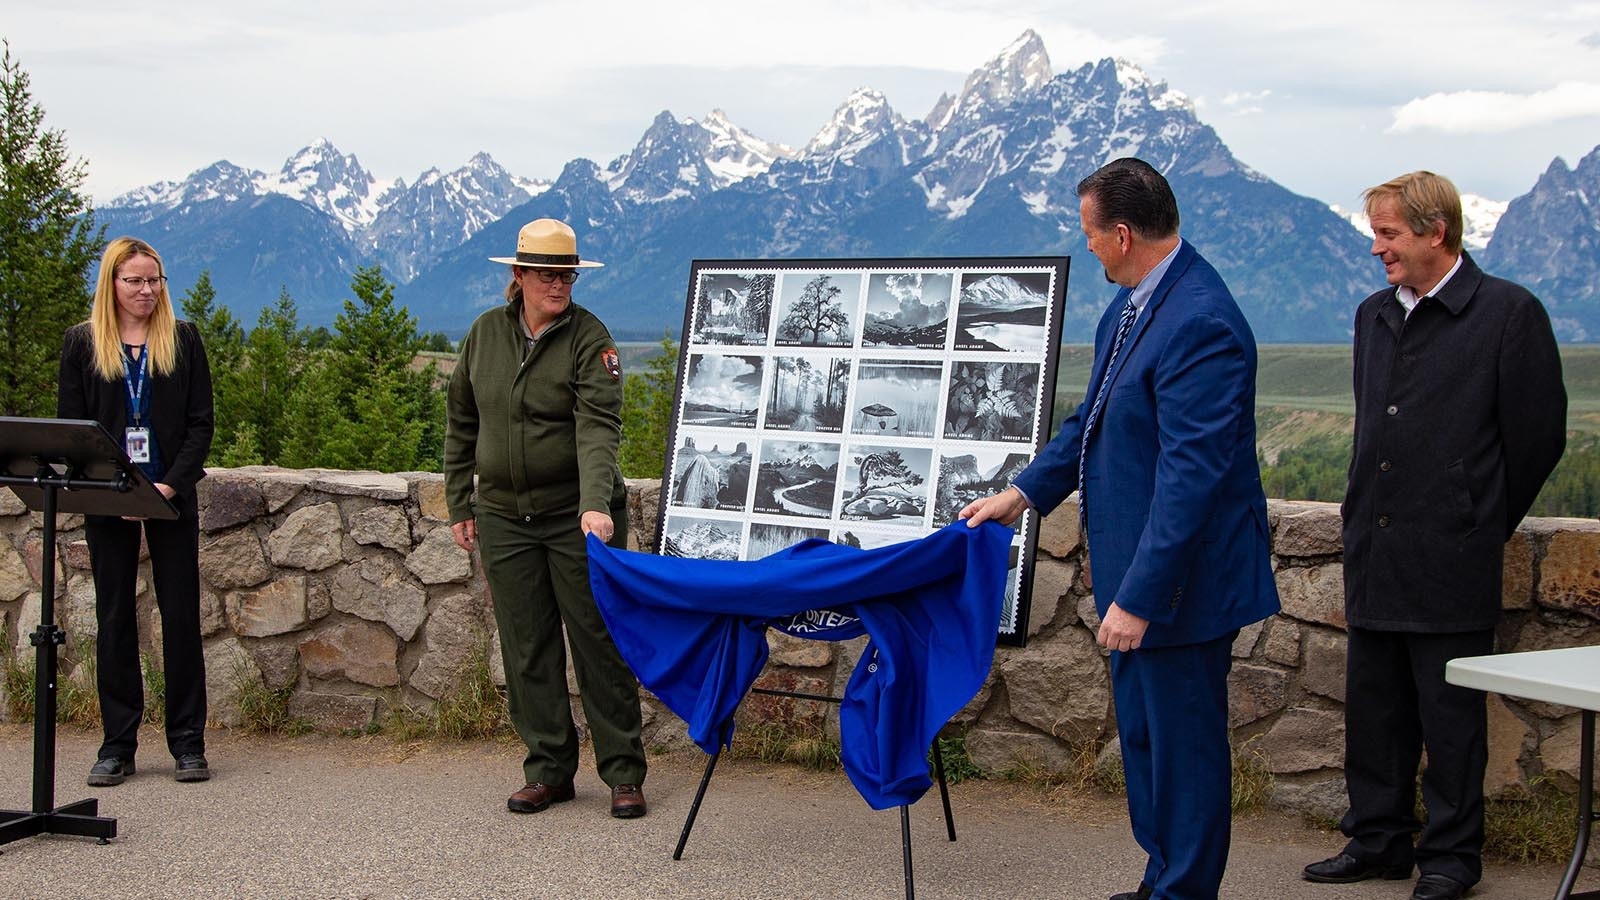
[1013,240,1279,647]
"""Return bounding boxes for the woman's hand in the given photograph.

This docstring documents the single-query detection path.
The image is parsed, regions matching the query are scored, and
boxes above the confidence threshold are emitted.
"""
[580,510,615,544]
[450,518,477,552]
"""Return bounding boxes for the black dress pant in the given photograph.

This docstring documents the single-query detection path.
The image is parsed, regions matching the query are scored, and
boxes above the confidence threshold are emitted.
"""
[1341,626,1493,887]
[83,491,207,760]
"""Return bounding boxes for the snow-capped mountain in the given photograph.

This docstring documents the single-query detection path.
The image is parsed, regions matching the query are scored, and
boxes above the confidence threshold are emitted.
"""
[364,153,548,281]
[606,109,793,203]
[401,29,1375,340]
[1461,195,1508,251]
[1481,145,1600,341]
[256,138,388,231]
[113,30,1600,342]
[101,144,545,320]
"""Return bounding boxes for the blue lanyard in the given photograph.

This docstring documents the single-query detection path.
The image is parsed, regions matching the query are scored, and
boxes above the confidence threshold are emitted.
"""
[123,345,149,426]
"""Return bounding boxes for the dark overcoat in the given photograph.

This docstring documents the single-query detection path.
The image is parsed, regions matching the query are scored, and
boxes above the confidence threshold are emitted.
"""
[1342,252,1566,632]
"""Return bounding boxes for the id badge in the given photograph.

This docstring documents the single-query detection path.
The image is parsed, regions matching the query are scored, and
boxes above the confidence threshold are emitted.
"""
[124,427,152,463]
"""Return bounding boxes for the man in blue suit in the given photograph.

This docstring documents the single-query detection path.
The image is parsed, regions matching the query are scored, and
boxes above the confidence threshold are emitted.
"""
[963,157,1280,900]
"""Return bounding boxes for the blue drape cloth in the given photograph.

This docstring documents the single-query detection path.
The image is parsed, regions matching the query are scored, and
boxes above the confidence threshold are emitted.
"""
[586,519,1011,810]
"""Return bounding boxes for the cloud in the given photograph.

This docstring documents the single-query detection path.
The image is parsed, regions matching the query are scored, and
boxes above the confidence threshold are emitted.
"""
[1219,89,1273,116]
[1582,32,1600,49]
[1388,82,1600,133]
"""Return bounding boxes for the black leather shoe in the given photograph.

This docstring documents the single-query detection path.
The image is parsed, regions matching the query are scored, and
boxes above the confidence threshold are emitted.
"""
[1411,873,1468,900]
[86,757,134,786]
[1109,884,1152,900]
[1303,852,1412,883]
[175,753,211,782]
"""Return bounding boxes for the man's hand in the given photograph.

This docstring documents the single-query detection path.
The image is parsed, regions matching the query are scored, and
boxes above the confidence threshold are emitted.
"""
[450,518,477,552]
[580,510,615,544]
[1097,602,1149,653]
[959,486,1029,528]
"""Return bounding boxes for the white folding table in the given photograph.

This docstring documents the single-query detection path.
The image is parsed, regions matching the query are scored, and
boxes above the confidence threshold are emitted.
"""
[1446,645,1600,900]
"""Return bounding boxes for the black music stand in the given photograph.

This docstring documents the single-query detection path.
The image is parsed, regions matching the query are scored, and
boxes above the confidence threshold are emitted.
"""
[0,416,176,848]
[672,681,960,900]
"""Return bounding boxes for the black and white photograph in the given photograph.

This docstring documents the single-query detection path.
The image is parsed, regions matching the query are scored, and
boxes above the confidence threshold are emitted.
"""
[661,515,743,560]
[850,360,944,438]
[681,354,765,428]
[748,521,830,560]
[765,355,851,433]
[862,272,953,349]
[932,448,1032,527]
[1000,544,1022,633]
[774,272,860,347]
[664,256,1069,645]
[668,433,752,512]
[953,271,1053,353]
[833,527,924,550]
[943,360,1041,444]
[690,272,775,346]
[838,444,933,525]
[751,439,841,520]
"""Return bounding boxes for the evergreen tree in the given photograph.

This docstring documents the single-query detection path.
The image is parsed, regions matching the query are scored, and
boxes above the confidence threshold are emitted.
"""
[279,265,444,472]
[237,289,308,464]
[0,41,103,416]
[180,271,247,461]
[277,355,350,468]
[620,335,680,479]
[329,265,419,401]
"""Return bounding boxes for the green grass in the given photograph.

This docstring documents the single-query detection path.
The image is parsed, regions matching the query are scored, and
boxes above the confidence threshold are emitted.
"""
[1482,778,1579,864]
[231,658,314,736]
[381,649,515,742]
[140,651,165,726]
[1053,344,1600,432]
[930,734,986,785]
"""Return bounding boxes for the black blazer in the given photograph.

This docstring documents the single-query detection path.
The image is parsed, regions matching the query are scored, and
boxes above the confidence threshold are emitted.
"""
[1343,253,1566,632]
[56,320,215,500]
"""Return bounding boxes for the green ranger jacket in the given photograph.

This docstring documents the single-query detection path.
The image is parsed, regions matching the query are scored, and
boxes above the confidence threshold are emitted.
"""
[444,299,626,524]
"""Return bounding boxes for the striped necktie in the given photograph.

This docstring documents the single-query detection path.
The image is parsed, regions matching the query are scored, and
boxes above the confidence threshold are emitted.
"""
[1078,297,1139,524]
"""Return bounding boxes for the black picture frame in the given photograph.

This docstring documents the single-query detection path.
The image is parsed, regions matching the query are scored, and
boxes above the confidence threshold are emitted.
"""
[658,257,1071,645]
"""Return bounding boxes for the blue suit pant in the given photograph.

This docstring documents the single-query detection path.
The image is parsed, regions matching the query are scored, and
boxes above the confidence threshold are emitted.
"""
[1111,631,1236,900]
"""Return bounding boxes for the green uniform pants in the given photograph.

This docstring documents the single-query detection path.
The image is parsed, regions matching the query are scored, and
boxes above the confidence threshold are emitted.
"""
[476,506,646,787]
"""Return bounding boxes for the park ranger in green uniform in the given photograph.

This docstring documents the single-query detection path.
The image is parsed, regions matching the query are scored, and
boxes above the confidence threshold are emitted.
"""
[444,218,647,819]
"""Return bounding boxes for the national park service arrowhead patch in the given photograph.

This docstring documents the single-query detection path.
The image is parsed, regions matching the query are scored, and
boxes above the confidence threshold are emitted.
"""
[602,347,621,381]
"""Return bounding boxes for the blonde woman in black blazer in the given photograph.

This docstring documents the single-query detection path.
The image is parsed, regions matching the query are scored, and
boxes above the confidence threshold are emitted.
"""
[57,236,214,786]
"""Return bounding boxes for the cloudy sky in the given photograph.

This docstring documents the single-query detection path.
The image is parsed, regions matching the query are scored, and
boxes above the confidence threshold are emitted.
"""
[7,0,1599,207]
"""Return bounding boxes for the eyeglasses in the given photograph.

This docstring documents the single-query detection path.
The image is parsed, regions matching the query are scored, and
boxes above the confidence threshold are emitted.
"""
[118,276,167,290]
[524,269,579,284]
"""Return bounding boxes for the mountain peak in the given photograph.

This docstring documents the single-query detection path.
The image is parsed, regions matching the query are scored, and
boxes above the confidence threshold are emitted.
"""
[804,89,898,157]
[604,109,791,202]
[1111,58,1192,113]
[260,140,385,230]
[926,30,1052,132]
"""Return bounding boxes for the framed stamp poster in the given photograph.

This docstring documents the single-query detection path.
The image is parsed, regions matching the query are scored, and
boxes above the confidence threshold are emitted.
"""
[657,257,1071,645]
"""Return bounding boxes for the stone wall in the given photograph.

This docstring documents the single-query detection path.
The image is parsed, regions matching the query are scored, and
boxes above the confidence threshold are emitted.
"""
[2,469,1597,819]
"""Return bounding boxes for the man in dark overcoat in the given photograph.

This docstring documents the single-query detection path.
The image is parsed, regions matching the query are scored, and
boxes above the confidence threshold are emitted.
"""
[1303,170,1567,900]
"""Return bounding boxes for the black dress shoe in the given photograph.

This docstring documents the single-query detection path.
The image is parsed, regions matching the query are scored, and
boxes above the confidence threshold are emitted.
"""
[1303,852,1412,883]
[175,753,211,782]
[1411,873,1468,900]
[86,757,135,786]
[1109,884,1152,900]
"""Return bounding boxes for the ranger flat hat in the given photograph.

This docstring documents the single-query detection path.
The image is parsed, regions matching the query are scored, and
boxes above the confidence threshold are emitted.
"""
[489,218,605,269]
